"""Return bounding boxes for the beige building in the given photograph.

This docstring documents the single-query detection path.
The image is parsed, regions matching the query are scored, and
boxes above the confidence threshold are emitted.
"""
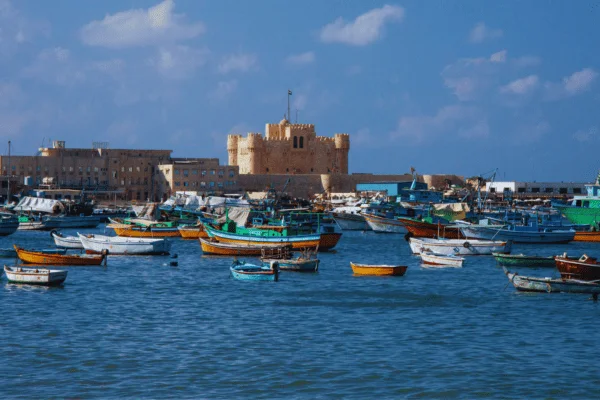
[0,141,171,201]
[227,119,349,175]
[156,158,240,198]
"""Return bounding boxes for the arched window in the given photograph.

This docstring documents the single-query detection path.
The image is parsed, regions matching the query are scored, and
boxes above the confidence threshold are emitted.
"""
[299,136,304,148]
[293,136,298,148]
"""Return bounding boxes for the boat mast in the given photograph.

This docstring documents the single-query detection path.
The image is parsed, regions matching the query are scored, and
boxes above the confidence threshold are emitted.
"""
[6,140,10,205]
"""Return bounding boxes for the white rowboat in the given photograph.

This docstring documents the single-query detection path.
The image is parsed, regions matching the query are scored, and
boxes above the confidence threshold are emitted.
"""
[51,230,84,249]
[409,237,512,256]
[4,265,67,286]
[78,233,171,255]
[420,251,465,267]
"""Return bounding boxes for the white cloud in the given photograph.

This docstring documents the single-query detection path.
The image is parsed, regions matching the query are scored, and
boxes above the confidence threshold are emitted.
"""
[489,50,507,63]
[391,105,489,142]
[441,51,506,101]
[573,126,598,142]
[500,75,539,95]
[513,55,541,68]
[320,5,404,46]
[80,0,204,48]
[544,68,598,100]
[285,51,315,65]
[218,53,257,74]
[148,45,209,79]
[469,22,503,43]
[210,80,238,101]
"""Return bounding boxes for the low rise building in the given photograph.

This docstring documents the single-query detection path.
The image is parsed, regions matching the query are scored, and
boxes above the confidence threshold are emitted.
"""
[486,181,589,197]
[156,158,240,198]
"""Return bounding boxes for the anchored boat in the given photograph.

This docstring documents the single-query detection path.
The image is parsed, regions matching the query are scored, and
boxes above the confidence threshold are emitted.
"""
[78,233,171,255]
[14,245,107,266]
[409,237,512,256]
[51,230,84,249]
[350,262,407,276]
[420,252,464,267]
[230,260,280,282]
[4,265,68,286]
[492,253,555,267]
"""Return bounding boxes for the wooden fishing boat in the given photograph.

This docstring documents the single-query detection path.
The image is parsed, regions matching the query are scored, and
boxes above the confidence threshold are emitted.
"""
[420,252,464,267]
[261,248,319,272]
[0,213,19,236]
[399,217,463,239]
[350,262,407,276]
[574,231,600,242]
[230,260,279,282]
[492,252,555,267]
[51,230,84,249]
[78,233,171,255]
[363,213,407,233]
[109,223,181,238]
[4,265,68,286]
[177,225,209,240]
[332,212,369,231]
[200,238,291,256]
[319,232,342,251]
[0,248,67,258]
[503,267,600,294]
[409,237,512,256]
[204,224,320,249]
[14,245,107,266]
[460,224,575,244]
[555,253,600,281]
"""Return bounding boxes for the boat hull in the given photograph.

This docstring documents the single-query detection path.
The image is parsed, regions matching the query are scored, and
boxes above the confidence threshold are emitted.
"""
[262,258,319,272]
[42,216,101,230]
[350,262,407,276]
[420,252,464,267]
[111,225,181,238]
[555,256,600,281]
[504,267,600,294]
[230,263,279,281]
[200,238,290,256]
[493,253,555,267]
[460,226,575,244]
[15,246,105,265]
[4,266,67,286]
[332,213,370,231]
[399,218,463,239]
[319,232,342,251]
[178,226,209,240]
[554,205,600,226]
[409,237,512,256]
[79,234,171,255]
[51,231,84,249]
[364,214,407,233]
[205,226,320,249]
[573,231,600,242]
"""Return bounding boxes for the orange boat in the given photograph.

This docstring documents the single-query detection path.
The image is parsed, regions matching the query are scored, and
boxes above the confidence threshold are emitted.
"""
[199,238,292,256]
[178,225,209,240]
[14,245,107,266]
[398,217,464,239]
[110,224,181,238]
[319,232,342,251]
[350,262,407,276]
[574,231,600,242]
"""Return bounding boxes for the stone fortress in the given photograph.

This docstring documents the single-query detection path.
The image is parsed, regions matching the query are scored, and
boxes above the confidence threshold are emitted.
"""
[228,118,349,175]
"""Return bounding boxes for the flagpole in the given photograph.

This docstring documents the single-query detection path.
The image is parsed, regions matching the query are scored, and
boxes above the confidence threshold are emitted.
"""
[287,90,291,122]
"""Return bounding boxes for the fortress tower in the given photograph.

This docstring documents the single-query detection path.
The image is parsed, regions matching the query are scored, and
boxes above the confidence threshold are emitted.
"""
[228,118,349,175]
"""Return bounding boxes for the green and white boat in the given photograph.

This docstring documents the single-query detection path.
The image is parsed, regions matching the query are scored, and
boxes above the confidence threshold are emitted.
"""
[492,252,555,267]
[554,174,600,227]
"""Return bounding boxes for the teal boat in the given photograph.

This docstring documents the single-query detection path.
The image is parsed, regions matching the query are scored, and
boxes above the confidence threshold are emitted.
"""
[554,174,600,227]
[492,252,555,267]
[230,260,279,282]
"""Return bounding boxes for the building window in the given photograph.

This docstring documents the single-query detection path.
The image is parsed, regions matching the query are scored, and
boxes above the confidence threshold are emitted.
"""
[299,136,304,148]
[574,188,582,194]
[517,188,526,193]
[69,167,73,172]
[175,182,181,187]
[192,169,198,175]
[218,169,224,177]
[218,182,223,188]
[531,187,540,193]
[210,169,215,175]
[545,188,554,193]
[184,181,189,187]
[94,167,99,172]
[183,169,189,177]
[201,182,206,187]
[266,168,269,172]
[128,167,133,172]
[36,166,40,171]
[121,179,125,186]
[559,188,568,194]
[136,166,140,172]
[490,188,496,193]
[175,169,180,176]
[293,136,298,148]
[121,167,125,172]
[229,170,235,177]
[202,170,207,176]
[209,182,215,188]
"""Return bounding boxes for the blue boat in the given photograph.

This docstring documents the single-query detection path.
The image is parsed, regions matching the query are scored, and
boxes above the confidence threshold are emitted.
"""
[230,260,279,282]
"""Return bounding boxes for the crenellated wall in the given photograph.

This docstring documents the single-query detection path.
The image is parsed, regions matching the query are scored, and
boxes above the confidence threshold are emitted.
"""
[228,118,349,175]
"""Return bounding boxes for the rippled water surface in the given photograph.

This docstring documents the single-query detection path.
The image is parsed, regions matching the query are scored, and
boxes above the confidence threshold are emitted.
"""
[2,227,600,398]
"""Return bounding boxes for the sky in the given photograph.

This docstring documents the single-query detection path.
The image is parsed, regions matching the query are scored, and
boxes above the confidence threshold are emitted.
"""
[0,0,599,182]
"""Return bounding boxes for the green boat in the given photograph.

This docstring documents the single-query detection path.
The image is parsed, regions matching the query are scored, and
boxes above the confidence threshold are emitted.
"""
[554,175,600,227]
[492,252,556,267]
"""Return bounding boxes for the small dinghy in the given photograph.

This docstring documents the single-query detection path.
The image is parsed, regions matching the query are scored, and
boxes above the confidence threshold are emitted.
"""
[230,260,280,282]
[4,265,68,286]
[51,230,84,249]
[503,267,600,294]
[14,245,107,266]
[260,247,320,272]
[493,252,555,267]
[420,251,464,268]
[350,262,407,276]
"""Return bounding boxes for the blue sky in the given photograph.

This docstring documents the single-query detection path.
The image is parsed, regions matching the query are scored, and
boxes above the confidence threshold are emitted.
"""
[1,0,599,181]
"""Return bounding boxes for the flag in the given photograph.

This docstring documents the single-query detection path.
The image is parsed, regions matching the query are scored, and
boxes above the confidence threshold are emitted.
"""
[288,90,292,95]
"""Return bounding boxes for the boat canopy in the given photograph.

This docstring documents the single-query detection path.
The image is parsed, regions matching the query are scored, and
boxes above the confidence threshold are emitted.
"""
[13,196,64,214]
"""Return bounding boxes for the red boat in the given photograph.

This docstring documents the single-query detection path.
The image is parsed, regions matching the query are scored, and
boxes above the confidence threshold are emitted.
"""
[555,253,600,281]
[398,217,464,239]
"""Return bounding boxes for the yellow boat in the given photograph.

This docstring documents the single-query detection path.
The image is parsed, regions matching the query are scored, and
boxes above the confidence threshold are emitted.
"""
[574,231,600,242]
[200,238,291,256]
[109,224,181,238]
[14,245,107,266]
[178,226,209,240]
[350,262,407,276]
